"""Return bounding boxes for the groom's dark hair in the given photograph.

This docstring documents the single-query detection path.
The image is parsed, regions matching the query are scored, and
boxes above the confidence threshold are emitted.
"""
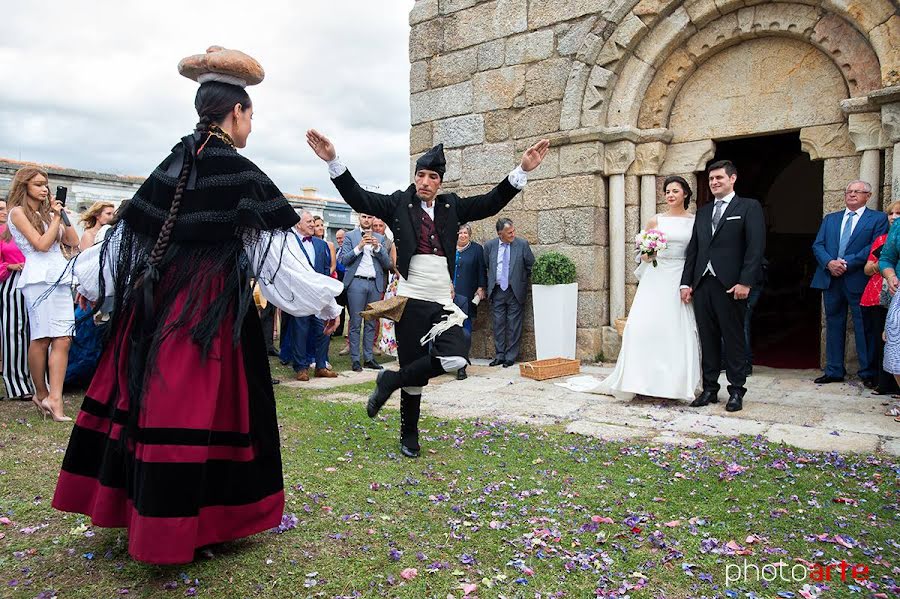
[708,160,737,177]
[663,175,693,210]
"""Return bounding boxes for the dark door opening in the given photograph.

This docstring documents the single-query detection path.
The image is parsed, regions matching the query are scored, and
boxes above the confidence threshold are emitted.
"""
[696,132,823,369]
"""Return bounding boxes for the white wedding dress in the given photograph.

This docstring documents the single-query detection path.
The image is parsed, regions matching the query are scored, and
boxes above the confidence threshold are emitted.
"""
[598,215,702,401]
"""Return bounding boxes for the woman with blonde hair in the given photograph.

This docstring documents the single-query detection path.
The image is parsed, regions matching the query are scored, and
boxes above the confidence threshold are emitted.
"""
[6,165,79,420]
[78,201,115,251]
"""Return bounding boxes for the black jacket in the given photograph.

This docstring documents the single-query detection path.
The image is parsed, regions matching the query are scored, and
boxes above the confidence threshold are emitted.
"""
[331,169,520,280]
[681,194,766,290]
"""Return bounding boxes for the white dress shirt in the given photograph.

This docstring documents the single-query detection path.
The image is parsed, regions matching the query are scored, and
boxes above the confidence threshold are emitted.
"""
[704,191,736,277]
[839,205,866,239]
[352,229,378,278]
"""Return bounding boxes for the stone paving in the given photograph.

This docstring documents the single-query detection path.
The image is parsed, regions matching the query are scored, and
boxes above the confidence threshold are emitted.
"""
[284,361,900,456]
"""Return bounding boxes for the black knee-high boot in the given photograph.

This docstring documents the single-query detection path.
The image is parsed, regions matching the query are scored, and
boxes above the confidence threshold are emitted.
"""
[399,390,421,458]
[367,355,445,418]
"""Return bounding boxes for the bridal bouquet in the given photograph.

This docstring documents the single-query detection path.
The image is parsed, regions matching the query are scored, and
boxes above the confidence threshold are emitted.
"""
[635,229,667,267]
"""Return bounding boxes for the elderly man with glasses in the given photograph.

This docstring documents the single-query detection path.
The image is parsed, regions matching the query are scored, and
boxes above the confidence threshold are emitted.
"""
[811,180,888,386]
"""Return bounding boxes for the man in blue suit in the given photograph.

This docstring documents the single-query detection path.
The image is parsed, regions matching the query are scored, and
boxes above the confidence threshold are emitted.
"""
[811,180,888,385]
[288,211,339,381]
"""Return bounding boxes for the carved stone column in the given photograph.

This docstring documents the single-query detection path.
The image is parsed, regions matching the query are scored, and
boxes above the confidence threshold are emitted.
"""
[848,112,884,208]
[605,141,636,322]
[881,103,900,201]
[630,142,669,228]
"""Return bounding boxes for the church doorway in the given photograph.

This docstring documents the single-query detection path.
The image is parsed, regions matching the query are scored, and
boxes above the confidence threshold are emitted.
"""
[696,132,823,368]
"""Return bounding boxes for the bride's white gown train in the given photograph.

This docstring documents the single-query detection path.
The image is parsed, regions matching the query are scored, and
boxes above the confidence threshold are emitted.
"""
[598,215,702,401]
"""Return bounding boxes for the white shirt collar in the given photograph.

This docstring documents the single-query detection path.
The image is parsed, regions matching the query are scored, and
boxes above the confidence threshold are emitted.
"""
[714,191,736,204]
[845,206,866,217]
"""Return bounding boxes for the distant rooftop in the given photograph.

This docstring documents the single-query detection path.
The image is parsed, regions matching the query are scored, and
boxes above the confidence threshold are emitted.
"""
[0,157,145,184]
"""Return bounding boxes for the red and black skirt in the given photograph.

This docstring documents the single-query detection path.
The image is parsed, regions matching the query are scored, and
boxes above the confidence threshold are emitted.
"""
[52,290,284,564]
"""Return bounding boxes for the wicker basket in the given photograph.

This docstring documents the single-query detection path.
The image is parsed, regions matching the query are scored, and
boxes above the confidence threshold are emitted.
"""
[519,357,581,381]
[614,317,627,337]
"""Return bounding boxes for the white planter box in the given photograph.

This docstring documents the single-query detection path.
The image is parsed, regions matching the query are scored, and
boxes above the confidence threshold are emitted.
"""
[532,282,578,360]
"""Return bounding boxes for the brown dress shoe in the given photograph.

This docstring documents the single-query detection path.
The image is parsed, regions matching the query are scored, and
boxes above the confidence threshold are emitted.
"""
[295,369,310,382]
[315,368,338,378]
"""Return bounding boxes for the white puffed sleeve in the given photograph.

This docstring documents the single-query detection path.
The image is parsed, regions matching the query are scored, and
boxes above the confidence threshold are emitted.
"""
[73,226,120,302]
[248,230,342,320]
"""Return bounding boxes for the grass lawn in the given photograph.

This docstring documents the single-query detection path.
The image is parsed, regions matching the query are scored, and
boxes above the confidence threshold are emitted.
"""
[0,343,897,598]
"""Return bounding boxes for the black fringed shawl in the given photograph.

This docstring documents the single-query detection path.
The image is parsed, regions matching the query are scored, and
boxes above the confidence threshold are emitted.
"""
[94,133,298,441]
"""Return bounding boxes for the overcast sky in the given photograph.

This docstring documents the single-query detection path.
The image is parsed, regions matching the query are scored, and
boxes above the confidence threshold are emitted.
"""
[0,0,414,199]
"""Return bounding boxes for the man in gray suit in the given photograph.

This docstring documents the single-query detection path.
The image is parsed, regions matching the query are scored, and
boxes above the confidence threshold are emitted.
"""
[484,218,535,367]
[341,213,392,371]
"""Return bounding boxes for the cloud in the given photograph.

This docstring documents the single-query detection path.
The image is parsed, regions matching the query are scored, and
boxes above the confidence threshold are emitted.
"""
[0,0,414,198]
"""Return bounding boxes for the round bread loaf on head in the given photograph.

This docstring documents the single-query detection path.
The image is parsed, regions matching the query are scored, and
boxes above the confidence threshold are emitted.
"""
[178,45,265,87]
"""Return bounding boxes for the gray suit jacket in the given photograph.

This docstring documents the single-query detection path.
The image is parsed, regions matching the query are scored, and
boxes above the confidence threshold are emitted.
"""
[484,236,535,305]
[341,228,392,292]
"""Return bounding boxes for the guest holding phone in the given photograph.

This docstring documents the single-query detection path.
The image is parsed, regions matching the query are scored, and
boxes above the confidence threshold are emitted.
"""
[6,167,79,421]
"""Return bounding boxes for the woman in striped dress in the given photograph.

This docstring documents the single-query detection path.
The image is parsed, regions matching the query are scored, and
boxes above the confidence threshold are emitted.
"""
[0,199,35,402]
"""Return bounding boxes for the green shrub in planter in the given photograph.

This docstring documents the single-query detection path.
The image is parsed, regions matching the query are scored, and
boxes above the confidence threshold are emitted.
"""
[532,251,577,285]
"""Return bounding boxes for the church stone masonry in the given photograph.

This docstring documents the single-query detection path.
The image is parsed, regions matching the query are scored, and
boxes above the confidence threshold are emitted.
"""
[408,0,900,362]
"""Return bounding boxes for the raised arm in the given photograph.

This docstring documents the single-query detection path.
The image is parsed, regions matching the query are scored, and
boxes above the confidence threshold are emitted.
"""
[307,129,397,221]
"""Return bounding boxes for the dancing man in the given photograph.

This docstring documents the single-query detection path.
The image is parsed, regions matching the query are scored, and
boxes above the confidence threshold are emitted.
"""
[307,130,549,457]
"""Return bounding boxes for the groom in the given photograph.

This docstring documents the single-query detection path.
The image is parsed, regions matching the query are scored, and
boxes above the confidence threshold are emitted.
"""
[681,160,766,412]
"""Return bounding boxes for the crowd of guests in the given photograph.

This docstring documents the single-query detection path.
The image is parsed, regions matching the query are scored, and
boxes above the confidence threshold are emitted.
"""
[261,210,534,382]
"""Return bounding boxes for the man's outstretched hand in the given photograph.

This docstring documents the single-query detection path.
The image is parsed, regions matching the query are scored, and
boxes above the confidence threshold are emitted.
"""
[306,129,337,162]
[323,317,339,336]
[520,139,551,172]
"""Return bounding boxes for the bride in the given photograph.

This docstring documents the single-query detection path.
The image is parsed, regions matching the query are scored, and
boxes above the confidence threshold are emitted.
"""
[598,176,701,401]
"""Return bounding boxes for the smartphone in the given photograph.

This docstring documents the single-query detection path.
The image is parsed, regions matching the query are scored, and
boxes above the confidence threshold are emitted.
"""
[56,186,68,206]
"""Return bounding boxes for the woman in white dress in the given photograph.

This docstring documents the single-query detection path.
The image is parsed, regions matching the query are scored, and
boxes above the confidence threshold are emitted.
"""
[598,176,701,401]
[6,166,80,421]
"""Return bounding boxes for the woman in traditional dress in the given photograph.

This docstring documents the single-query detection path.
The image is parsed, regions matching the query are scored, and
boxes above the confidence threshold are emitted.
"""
[6,166,79,420]
[51,46,342,564]
[597,176,702,401]
[0,198,36,402]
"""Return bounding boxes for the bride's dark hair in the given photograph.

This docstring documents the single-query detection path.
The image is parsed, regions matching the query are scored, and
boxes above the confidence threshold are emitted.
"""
[663,175,693,209]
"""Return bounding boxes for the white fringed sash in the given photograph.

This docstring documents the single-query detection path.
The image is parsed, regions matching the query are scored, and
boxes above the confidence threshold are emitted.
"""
[397,254,467,345]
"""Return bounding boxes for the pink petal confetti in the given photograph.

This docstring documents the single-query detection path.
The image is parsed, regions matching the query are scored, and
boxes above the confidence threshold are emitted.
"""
[324,467,337,472]
[0,517,11,526]
[462,583,477,595]
[833,534,856,548]
[663,520,681,527]
[591,516,615,524]
[833,497,858,506]
[400,568,418,580]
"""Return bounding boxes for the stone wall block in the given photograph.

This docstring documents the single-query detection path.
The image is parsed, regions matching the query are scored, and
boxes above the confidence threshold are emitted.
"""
[811,14,882,96]
[410,18,444,62]
[411,81,473,125]
[473,65,527,112]
[594,207,609,245]
[558,16,600,56]
[477,39,506,71]
[533,244,604,291]
[823,190,847,213]
[484,109,511,142]
[559,142,604,175]
[443,0,528,52]
[511,102,562,139]
[410,0,439,25]
[822,156,862,194]
[606,57,655,127]
[825,0,896,34]
[537,209,565,244]
[439,0,476,15]
[525,58,572,105]
[429,48,478,88]
[528,147,560,181]
[433,114,486,148]
[624,174,640,208]
[561,207,600,246]
[410,60,429,93]
[529,0,599,29]
[524,175,603,211]
[799,124,859,160]
[660,140,715,174]
[577,291,604,328]
[410,123,433,154]
[444,149,463,182]
[506,30,555,65]
[461,142,517,185]
[561,61,592,130]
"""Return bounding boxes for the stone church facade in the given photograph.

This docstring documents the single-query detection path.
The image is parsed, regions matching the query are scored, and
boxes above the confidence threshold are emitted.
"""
[408,0,899,364]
